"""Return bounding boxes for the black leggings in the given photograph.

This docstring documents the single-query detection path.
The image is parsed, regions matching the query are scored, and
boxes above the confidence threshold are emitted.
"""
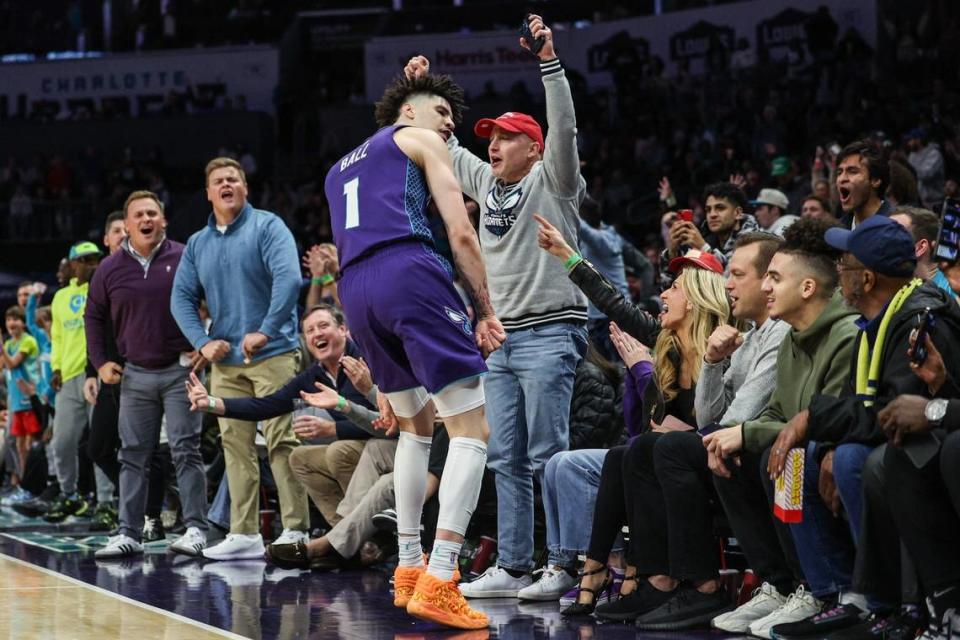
[586,432,719,581]
[586,445,629,563]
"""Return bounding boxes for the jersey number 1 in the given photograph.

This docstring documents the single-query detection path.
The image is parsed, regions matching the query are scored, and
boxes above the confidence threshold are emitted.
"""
[343,177,360,229]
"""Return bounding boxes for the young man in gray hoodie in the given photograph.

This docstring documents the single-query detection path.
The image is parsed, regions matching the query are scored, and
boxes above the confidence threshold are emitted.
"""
[404,13,589,598]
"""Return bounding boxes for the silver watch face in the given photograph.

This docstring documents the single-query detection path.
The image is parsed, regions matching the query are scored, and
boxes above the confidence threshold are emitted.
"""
[926,399,948,423]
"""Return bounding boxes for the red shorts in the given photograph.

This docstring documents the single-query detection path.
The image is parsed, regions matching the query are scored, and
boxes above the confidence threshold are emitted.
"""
[10,410,41,437]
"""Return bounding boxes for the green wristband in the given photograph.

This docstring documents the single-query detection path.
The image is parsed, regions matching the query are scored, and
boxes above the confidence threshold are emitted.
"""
[321,273,336,285]
[311,276,323,286]
[335,395,347,411]
[564,254,583,270]
[206,396,218,413]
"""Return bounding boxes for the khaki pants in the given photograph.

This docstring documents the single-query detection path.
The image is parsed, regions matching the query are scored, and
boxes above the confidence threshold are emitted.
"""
[212,351,308,534]
[288,439,366,525]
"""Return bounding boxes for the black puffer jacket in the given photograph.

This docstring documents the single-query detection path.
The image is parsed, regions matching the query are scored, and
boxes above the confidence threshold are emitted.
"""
[569,357,624,450]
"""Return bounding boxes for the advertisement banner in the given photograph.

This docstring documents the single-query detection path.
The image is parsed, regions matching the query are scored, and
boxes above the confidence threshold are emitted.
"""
[364,0,875,101]
[0,46,278,117]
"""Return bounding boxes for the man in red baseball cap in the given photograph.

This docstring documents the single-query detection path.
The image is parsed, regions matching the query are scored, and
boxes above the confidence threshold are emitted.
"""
[404,13,592,602]
[471,112,544,184]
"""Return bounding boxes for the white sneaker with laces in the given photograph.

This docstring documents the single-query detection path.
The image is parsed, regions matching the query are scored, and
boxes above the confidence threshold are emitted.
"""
[459,566,533,599]
[95,534,144,559]
[748,586,823,639]
[517,566,578,601]
[713,582,788,632]
[272,529,309,546]
[169,527,208,557]
[202,533,265,561]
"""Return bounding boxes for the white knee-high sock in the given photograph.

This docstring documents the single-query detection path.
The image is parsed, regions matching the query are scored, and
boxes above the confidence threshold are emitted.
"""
[428,437,487,580]
[394,432,432,567]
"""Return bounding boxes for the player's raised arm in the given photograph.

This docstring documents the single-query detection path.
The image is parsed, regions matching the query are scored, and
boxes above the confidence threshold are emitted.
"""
[394,126,505,353]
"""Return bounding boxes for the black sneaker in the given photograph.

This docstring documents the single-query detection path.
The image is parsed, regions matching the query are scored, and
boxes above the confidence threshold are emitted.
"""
[43,494,90,523]
[372,508,397,533]
[142,517,166,543]
[635,584,734,630]
[594,580,676,622]
[823,610,924,640]
[772,603,869,640]
[89,504,119,532]
[12,496,52,518]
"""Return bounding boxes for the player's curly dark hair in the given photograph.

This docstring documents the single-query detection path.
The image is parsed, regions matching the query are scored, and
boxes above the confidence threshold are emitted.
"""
[779,217,841,295]
[374,74,467,128]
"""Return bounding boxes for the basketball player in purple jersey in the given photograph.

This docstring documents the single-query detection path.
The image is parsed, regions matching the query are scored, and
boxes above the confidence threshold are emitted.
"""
[322,74,504,629]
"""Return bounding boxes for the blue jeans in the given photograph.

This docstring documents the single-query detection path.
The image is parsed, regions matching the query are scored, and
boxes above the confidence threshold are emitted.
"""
[832,443,874,543]
[788,441,871,598]
[485,322,587,572]
[544,449,621,567]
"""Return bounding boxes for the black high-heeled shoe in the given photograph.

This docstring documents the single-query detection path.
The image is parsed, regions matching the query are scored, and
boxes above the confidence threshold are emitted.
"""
[561,565,611,616]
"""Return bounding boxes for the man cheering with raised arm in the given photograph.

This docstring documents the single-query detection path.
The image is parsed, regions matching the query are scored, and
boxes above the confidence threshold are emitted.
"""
[405,13,590,598]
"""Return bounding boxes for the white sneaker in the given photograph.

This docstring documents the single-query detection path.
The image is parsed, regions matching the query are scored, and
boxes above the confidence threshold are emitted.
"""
[201,533,265,561]
[272,528,309,546]
[169,527,208,557]
[713,582,788,632]
[748,586,823,639]
[459,566,533,599]
[517,566,578,601]
[94,534,144,559]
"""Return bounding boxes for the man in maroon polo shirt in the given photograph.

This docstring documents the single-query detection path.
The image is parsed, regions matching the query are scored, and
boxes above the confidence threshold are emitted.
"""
[85,189,209,559]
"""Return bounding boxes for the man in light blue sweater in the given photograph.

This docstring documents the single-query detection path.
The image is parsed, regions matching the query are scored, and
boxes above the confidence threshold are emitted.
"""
[171,156,309,561]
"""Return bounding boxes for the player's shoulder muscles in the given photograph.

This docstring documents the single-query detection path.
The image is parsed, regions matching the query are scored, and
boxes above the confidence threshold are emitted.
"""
[393,127,448,169]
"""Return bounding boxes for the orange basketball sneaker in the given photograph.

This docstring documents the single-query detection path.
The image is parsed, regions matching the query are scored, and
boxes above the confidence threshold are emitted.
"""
[393,565,425,608]
[394,564,461,608]
[406,571,489,630]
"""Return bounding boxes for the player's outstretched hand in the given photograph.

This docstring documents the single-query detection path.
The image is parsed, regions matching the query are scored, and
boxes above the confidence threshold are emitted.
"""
[373,391,399,437]
[404,55,430,80]
[476,315,506,358]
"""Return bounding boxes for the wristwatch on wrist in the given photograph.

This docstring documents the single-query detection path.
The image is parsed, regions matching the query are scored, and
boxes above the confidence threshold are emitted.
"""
[924,398,949,427]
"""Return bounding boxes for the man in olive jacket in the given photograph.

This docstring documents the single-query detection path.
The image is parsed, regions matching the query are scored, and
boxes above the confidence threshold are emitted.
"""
[702,219,859,636]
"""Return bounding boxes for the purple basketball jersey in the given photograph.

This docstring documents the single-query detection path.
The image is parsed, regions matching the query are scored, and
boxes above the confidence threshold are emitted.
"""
[325,125,434,271]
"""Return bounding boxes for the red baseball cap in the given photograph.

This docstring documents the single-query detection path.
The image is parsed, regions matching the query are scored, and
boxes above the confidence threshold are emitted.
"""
[473,112,544,151]
[667,249,724,275]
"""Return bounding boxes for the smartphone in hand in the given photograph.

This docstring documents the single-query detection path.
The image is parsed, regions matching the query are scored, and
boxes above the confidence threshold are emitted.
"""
[911,307,934,366]
[519,14,546,55]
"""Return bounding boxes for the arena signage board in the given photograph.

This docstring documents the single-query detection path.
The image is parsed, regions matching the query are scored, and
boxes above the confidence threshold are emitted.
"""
[364,0,875,102]
[0,46,278,118]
